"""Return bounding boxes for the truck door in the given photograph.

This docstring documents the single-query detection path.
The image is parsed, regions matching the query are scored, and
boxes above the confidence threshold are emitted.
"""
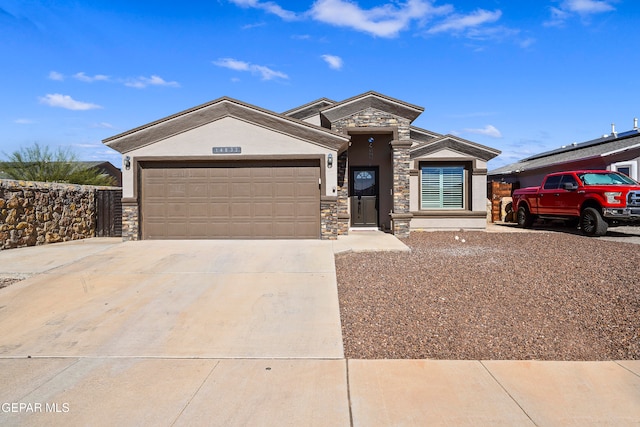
[538,175,561,214]
[556,174,581,215]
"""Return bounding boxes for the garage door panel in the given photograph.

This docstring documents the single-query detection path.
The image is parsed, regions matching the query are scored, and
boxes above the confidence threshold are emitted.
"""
[187,222,210,238]
[167,184,187,197]
[275,182,295,197]
[252,168,274,178]
[189,169,209,178]
[230,168,251,179]
[187,183,209,197]
[294,221,317,237]
[145,183,166,198]
[253,182,274,196]
[188,203,210,218]
[141,163,320,239]
[165,169,189,178]
[231,202,252,217]
[274,202,294,216]
[211,203,229,216]
[231,183,252,197]
[210,183,229,197]
[254,203,273,217]
[206,222,231,237]
[296,202,318,217]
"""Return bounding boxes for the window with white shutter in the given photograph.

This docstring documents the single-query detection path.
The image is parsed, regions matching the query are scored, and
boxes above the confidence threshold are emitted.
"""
[420,166,465,209]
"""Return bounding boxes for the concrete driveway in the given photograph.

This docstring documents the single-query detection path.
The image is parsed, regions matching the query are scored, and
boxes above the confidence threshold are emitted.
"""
[0,239,349,426]
[2,236,639,426]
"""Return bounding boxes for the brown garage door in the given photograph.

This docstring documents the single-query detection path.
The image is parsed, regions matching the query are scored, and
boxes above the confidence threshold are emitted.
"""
[140,160,321,239]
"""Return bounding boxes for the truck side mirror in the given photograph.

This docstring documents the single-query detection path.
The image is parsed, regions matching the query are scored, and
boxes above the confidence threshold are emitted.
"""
[563,182,578,191]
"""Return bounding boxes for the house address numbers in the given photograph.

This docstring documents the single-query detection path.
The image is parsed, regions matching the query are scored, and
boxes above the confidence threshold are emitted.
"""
[212,146,242,154]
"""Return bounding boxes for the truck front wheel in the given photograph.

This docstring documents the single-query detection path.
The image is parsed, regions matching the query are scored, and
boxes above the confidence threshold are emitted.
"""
[580,207,608,236]
[517,206,534,228]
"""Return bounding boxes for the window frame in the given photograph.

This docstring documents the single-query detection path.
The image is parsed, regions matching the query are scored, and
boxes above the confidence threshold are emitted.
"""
[419,162,470,210]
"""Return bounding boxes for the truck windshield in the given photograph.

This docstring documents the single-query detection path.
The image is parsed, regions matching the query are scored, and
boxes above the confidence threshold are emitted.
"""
[577,172,639,186]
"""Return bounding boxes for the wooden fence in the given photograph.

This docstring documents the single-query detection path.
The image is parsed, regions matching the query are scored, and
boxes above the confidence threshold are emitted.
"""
[96,189,122,237]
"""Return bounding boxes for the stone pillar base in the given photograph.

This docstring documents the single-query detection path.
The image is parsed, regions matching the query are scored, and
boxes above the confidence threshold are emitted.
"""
[121,200,139,241]
[320,197,338,240]
[390,213,413,238]
[337,213,350,235]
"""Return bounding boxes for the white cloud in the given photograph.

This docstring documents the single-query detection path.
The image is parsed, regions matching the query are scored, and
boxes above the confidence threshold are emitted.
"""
[545,0,615,26]
[73,72,110,83]
[427,9,502,34]
[564,0,615,14]
[228,0,523,46]
[48,71,64,81]
[321,54,343,70]
[463,125,502,138]
[229,0,297,20]
[124,75,180,89]
[519,37,536,48]
[14,118,34,124]
[213,58,288,80]
[91,122,115,129]
[214,58,251,72]
[38,94,102,111]
[309,0,452,38]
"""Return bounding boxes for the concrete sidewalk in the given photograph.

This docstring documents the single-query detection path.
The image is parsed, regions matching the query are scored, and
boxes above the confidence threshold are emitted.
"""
[0,236,639,426]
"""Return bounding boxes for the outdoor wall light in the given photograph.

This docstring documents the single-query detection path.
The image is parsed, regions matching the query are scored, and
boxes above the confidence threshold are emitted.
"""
[124,156,131,170]
[368,137,375,143]
[327,153,333,168]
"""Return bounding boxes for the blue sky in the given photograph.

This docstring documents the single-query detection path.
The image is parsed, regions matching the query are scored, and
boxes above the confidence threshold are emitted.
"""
[1,0,637,169]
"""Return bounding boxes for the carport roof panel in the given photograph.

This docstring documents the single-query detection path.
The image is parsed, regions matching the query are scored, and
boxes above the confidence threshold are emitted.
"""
[102,97,350,154]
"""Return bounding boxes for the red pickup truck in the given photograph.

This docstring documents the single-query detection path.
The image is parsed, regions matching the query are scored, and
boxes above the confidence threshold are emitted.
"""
[512,170,640,236]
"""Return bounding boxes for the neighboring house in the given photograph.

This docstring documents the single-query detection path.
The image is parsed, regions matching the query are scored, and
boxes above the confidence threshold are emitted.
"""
[489,121,640,188]
[102,91,500,240]
[80,161,123,186]
[0,161,122,186]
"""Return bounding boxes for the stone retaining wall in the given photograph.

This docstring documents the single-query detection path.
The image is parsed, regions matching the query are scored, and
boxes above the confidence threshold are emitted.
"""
[0,179,119,250]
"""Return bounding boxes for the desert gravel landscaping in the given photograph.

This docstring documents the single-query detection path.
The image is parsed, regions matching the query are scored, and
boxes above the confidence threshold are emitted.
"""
[336,230,640,360]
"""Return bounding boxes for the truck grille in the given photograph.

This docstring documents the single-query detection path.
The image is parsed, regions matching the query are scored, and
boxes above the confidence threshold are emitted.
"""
[628,191,640,207]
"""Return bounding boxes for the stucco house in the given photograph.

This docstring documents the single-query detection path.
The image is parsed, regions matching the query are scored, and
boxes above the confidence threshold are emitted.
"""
[489,121,640,187]
[102,91,500,240]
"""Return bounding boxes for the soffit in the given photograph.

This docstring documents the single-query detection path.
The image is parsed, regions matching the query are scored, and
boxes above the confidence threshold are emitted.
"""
[103,97,349,154]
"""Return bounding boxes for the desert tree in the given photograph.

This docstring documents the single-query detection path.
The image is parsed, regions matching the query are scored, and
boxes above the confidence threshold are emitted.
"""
[1,143,116,186]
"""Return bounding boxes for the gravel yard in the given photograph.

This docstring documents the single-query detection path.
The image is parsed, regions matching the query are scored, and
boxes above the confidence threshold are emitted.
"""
[336,231,640,360]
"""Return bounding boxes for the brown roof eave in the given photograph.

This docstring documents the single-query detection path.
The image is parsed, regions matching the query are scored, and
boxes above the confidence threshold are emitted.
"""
[103,97,349,154]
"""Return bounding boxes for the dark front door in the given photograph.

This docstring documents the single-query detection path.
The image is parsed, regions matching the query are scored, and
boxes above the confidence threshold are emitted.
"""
[351,167,378,227]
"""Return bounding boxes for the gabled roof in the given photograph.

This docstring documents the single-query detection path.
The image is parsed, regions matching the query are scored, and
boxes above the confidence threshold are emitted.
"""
[282,97,336,120]
[319,91,424,123]
[103,97,350,153]
[410,125,442,144]
[490,130,640,175]
[410,134,501,161]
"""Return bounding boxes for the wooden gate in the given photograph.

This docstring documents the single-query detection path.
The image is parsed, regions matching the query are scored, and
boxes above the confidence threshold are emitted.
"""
[95,189,122,237]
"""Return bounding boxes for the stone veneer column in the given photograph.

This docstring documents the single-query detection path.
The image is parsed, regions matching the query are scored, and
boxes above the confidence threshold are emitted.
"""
[121,200,139,241]
[336,151,350,235]
[330,107,414,237]
[390,140,413,238]
[320,196,338,239]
